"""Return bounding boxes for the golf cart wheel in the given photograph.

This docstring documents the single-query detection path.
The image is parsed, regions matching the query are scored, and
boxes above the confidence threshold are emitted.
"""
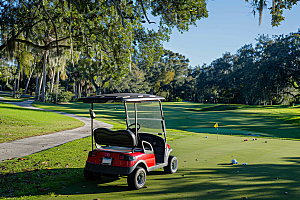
[84,168,101,180]
[164,156,178,174]
[127,167,146,190]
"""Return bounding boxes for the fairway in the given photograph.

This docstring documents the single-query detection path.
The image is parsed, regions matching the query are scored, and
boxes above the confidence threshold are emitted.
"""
[2,101,300,199]
[61,135,300,200]
[32,101,300,139]
[2,133,299,199]
[162,103,300,139]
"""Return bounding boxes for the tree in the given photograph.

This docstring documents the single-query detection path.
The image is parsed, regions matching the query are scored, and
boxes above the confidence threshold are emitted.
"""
[246,0,299,26]
[0,0,208,100]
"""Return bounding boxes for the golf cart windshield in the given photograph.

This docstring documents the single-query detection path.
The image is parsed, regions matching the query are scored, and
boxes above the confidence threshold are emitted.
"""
[126,101,164,134]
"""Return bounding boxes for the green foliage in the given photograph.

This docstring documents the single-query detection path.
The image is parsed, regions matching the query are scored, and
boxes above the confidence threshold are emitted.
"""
[174,96,183,102]
[0,0,209,101]
[46,85,74,103]
[14,88,24,99]
[245,0,298,26]
[192,30,300,105]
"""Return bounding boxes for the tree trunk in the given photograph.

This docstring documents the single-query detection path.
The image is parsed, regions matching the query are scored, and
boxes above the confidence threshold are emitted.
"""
[41,51,47,102]
[13,42,21,98]
[73,80,76,96]
[50,66,56,93]
[78,82,81,99]
[55,70,60,103]
[37,70,43,100]
[25,56,37,95]
[35,71,39,100]
[91,77,101,95]
[24,67,34,95]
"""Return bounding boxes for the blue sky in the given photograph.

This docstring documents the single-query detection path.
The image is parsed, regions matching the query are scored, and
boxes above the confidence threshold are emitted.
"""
[161,0,300,67]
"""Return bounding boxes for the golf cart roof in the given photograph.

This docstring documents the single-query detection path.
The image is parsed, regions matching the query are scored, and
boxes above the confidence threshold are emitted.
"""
[81,93,165,103]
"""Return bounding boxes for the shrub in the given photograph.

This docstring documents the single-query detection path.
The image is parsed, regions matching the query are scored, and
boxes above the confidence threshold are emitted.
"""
[15,88,24,99]
[175,97,183,102]
[45,85,73,103]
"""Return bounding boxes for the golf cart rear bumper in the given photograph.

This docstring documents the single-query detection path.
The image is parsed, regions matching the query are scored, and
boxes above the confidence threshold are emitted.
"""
[85,161,135,175]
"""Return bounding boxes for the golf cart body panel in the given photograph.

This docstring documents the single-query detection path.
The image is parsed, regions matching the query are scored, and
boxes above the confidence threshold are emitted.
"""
[81,93,177,189]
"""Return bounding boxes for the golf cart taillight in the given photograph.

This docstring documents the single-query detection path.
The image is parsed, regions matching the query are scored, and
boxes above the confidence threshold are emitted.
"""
[125,155,136,161]
[119,154,136,161]
[88,151,97,157]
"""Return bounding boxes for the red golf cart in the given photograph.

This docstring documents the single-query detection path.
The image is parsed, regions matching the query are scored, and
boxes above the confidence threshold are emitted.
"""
[81,93,178,189]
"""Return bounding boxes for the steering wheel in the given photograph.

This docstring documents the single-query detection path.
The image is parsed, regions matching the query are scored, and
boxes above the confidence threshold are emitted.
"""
[128,123,141,133]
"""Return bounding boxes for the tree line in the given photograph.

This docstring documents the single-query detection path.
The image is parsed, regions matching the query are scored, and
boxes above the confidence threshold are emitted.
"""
[0,0,299,104]
[192,31,300,105]
[103,30,300,105]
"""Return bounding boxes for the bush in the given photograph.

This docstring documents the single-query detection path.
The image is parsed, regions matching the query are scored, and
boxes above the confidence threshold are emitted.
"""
[15,88,24,99]
[175,97,183,102]
[45,85,73,103]
[60,91,73,103]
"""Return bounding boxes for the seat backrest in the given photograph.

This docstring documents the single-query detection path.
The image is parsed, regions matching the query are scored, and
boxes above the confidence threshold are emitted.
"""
[94,128,137,148]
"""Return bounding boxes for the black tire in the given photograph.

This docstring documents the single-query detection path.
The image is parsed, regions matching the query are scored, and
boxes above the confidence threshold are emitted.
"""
[164,156,178,174]
[127,167,147,190]
[84,168,101,180]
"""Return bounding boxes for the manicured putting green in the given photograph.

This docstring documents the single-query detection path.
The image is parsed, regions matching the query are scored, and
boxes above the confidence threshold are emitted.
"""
[186,128,271,137]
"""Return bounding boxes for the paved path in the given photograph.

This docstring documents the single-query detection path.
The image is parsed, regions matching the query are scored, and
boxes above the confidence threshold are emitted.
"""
[0,99,113,161]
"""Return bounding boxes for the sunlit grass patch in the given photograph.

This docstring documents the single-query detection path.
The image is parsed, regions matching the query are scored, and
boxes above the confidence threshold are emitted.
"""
[0,103,84,143]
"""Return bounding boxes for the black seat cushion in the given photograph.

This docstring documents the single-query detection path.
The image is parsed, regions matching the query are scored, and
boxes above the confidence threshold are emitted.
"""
[94,128,137,148]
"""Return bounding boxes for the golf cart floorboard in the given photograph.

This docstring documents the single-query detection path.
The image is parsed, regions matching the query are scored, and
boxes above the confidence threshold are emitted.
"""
[149,163,168,171]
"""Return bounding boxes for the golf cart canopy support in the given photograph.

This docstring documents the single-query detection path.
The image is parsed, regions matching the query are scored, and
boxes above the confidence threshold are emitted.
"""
[81,93,165,103]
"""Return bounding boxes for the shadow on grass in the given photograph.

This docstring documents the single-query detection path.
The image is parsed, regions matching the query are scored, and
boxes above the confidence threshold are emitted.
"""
[0,167,128,198]
[2,158,300,199]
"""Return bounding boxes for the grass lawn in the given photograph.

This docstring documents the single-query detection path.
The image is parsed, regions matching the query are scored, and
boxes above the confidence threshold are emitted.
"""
[1,101,300,199]
[0,102,84,143]
[1,133,300,199]
[33,101,300,139]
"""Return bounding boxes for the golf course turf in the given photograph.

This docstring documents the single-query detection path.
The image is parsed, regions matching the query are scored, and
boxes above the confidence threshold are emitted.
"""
[1,101,300,199]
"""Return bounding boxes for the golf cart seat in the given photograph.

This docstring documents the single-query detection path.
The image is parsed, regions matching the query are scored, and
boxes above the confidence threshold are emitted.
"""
[139,133,166,163]
[94,128,137,148]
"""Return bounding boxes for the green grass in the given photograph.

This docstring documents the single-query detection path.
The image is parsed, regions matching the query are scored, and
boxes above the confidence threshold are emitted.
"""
[0,95,34,102]
[32,101,128,130]
[2,101,300,199]
[1,134,300,199]
[33,101,300,139]
[160,102,300,139]
[0,102,84,143]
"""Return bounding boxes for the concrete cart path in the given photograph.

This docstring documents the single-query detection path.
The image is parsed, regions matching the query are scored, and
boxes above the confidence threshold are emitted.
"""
[0,99,113,161]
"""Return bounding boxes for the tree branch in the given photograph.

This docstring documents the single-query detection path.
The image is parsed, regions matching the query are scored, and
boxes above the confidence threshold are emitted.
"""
[42,4,59,56]
[138,0,156,24]
[282,91,300,99]
[110,0,126,28]
[14,38,70,50]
